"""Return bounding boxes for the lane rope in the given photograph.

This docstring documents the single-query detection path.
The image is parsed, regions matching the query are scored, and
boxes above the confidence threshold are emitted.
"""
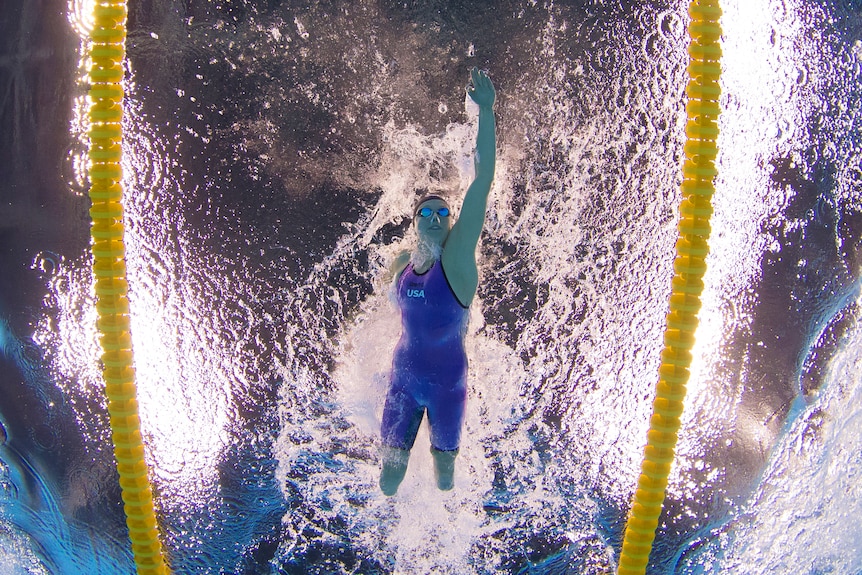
[617,1,722,573]
[87,2,170,573]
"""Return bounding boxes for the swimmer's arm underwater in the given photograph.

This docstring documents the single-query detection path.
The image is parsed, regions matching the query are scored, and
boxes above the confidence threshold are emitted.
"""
[386,250,411,283]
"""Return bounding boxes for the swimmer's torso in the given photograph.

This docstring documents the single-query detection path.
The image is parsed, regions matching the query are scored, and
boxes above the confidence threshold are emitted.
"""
[393,261,469,376]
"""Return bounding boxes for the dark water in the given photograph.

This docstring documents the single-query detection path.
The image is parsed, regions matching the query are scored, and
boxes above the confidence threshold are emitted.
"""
[1,1,861,573]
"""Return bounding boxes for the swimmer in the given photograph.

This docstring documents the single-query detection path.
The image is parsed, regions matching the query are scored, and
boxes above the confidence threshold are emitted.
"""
[379,67,496,495]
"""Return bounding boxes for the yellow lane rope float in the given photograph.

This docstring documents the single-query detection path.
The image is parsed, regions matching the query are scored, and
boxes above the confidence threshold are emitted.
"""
[617,1,722,574]
[87,2,170,573]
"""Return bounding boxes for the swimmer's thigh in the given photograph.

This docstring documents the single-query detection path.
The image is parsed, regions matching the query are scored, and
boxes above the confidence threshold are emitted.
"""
[380,375,425,450]
[426,379,467,452]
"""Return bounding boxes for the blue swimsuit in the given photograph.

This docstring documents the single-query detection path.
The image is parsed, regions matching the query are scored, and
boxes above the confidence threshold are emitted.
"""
[381,261,469,452]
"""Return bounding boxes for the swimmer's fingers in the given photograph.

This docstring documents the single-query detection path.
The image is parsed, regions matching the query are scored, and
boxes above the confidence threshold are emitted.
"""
[467,67,496,108]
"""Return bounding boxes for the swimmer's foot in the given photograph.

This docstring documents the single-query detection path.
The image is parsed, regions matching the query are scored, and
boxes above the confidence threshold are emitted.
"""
[431,447,458,491]
[379,446,411,496]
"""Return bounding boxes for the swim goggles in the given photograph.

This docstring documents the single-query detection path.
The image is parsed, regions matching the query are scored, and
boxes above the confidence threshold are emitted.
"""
[416,206,450,218]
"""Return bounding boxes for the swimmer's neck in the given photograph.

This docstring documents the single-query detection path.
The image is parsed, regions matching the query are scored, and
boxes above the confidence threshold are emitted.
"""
[410,239,443,274]
[411,254,437,274]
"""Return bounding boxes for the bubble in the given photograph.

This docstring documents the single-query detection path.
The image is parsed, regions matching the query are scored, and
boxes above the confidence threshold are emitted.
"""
[32,252,61,275]
[30,423,58,452]
[294,17,309,40]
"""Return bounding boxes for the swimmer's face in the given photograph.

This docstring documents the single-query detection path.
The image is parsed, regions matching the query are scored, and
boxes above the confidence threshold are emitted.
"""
[414,198,451,246]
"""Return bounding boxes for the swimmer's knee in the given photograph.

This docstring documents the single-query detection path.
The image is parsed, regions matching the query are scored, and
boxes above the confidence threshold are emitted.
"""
[431,447,458,492]
[381,445,411,465]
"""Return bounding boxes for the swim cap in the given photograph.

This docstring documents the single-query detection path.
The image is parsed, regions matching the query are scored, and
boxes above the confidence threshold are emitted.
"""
[413,192,450,214]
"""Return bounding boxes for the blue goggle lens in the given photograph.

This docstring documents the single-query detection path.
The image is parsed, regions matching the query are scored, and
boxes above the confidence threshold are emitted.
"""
[417,207,450,218]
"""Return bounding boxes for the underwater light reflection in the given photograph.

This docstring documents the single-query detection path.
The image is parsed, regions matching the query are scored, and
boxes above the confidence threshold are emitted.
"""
[676,0,811,426]
[121,118,233,498]
[67,0,95,37]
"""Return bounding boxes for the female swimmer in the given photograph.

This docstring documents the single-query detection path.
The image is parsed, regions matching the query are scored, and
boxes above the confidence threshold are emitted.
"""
[379,67,496,495]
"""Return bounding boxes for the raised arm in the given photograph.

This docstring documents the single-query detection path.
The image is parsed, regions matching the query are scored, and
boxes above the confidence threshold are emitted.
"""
[442,68,496,306]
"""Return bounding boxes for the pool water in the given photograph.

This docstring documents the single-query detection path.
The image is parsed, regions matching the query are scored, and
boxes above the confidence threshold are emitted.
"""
[1,1,860,573]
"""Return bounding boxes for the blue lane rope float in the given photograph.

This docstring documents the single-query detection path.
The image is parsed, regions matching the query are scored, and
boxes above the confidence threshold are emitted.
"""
[87,1,170,573]
[617,1,722,573]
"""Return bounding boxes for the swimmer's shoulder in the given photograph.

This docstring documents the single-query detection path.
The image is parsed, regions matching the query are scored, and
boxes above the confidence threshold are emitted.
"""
[390,250,411,281]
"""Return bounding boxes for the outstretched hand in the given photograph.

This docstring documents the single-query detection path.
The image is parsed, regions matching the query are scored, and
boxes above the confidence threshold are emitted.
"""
[467,67,495,109]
